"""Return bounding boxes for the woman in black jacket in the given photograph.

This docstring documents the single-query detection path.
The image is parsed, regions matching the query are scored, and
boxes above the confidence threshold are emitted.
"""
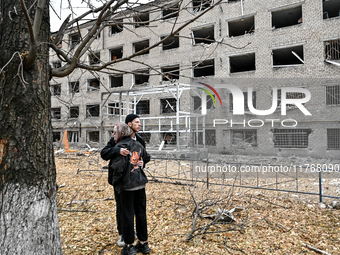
[109,122,151,255]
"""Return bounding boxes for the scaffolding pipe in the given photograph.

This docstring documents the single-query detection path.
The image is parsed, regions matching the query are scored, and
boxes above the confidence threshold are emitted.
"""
[241,0,244,16]
[176,83,180,150]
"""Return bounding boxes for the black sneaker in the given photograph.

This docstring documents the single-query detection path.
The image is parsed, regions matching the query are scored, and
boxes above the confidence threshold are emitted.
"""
[135,241,151,254]
[121,244,137,255]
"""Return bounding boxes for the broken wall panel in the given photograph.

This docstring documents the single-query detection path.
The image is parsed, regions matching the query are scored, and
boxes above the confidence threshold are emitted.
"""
[228,16,255,37]
[271,5,302,29]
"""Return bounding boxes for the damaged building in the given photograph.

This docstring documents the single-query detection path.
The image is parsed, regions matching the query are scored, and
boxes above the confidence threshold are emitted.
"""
[50,0,340,158]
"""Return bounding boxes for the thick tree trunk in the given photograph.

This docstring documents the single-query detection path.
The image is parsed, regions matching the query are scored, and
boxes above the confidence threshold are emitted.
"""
[0,0,62,254]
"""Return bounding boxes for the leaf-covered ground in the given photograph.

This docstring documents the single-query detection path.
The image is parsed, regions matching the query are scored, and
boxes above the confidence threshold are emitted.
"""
[56,153,340,254]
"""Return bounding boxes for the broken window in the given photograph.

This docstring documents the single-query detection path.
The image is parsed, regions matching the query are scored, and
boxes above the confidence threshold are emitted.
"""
[69,106,79,119]
[192,95,215,112]
[192,25,215,44]
[52,61,62,69]
[228,16,255,37]
[134,13,149,28]
[327,129,340,150]
[138,133,151,144]
[87,78,100,92]
[69,81,79,94]
[110,19,124,35]
[133,40,150,55]
[229,53,255,73]
[108,102,122,115]
[89,52,101,65]
[110,46,123,60]
[271,5,302,29]
[52,132,61,142]
[162,4,179,20]
[161,34,179,50]
[231,130,257,146]
[323,0,340,19]
[70,33,80,48]
[51,84,61,96]
[68,131,79,143]
[51,108,61,120]
[326,84,340,105]
[136,100,150,114]
[110,75,123,88]
[86,104,100,117]
[230,91,256,112]
[272,45,304,67]
[161,65,180,81]
[324,39,340,61]
[193,0,213,12]
[88,131,99,143]
[161,98,177,113]
[194,129,216,146]
[134,70,149,85]
[275,89,306,108]
[193,59,215,77]
[162,132,176,145]
[272,129,311,148]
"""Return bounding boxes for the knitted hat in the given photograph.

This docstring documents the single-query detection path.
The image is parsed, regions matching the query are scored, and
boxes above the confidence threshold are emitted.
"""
[125,114,140,124]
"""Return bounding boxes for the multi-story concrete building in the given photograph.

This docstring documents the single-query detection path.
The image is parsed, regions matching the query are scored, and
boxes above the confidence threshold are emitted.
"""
[50,0,340,158]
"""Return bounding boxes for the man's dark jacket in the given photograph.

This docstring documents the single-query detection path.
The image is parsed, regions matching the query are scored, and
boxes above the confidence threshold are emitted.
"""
[109,136,150,193]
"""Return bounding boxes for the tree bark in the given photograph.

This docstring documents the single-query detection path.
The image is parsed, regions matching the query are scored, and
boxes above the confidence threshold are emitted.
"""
[0,0,62,254]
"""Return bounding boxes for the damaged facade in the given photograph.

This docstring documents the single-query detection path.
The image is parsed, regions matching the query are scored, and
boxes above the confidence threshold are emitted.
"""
[50,0,340,158]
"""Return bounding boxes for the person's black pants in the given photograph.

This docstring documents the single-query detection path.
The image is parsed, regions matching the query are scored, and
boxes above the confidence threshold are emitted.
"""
[119,188,148,244]
[114,188,123,235]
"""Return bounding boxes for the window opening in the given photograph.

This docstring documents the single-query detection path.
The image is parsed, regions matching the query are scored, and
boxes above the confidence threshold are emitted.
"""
[160,98,177,113]
[134,70,149,85]
[161,35,179,50]
[229,53,255,73]
[230,91,256,112]
[51,84,61,96]
[134,13,149,28]
[70,33,80,48]
[228,16,255,37]
[194,129,216,146]
[52,132,61,142]
[193,59,215,77]
[161,65,180,81]
[324,39,340,61]
[110,46,123,60]
[69,106,79,119]
[108,102,122,115]
[192,25,215,44]
[193,0,213,12]
[275,89,306,108]
[323,0,340,19]
[326,85,340,105]
[271,5,302,29]
[162,4,179,20]
[52,61,62,68]
[69,81,79,94]
[231,130,257,146]
[162,132,176,145]
[88,78,100,92]
[273,129,311,148]
[110,75,123,88]
[68,131,79,143]
[133,40,150,55]
[89,52,101,65]
[139,133,151,144]
[51,108,61,120]
[272,45,304,67]
[88,131,99,142]
[136,100,150,114]
[327,129,340,149]
[110,19,124,34]
[86,104,100,117]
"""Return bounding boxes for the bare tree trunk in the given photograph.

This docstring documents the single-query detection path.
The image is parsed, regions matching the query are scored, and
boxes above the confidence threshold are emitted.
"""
[0,0,62,253]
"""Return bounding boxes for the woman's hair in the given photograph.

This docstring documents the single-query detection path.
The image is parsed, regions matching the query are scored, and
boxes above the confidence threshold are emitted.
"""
[115,122,133,142]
